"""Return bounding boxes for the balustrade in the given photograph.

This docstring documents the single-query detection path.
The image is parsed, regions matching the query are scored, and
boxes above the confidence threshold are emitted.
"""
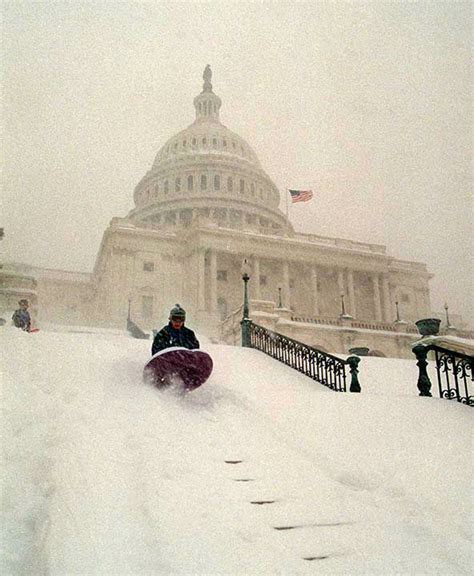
[413,344,473,405]
[247,321,361,393]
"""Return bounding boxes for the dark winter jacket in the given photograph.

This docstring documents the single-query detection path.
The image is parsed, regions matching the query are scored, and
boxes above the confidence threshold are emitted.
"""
[12,308,31,331]
[151,323,200,356]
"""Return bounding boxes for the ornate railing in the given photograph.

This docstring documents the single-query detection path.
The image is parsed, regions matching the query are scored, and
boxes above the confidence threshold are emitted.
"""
[413,344,473,406]
[247,321,361,393]
[291,315,419,334]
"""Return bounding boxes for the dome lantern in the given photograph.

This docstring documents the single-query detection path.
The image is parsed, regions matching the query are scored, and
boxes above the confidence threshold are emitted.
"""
[193,65,222,123]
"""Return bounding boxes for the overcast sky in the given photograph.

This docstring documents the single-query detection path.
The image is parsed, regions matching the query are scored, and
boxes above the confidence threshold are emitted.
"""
[2,0,472,326]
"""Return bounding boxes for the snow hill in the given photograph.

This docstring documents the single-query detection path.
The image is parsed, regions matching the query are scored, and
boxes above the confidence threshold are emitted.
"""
[1,326,472,575]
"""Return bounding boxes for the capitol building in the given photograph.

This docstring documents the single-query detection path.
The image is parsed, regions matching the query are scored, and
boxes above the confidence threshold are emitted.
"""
[1,67,438,357]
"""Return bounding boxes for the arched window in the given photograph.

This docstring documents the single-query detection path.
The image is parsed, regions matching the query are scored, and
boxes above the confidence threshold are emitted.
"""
[201,175,207,190]
[214,175,220,191]
[202,138,207,146]
[192,138,197,146]
[227,177,233,192]
[164,180,169,194]
[175,177,181,192]
[212,138,217,148]
[187,175,193,191]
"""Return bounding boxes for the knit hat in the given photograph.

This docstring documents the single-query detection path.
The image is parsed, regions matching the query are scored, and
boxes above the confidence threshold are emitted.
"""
[169,304,186,319]
[18,299,29,306]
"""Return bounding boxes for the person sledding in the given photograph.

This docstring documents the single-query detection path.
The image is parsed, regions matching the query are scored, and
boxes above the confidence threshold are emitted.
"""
[145,305,211,391]
[151,304,199,356]
[12,299,32,332]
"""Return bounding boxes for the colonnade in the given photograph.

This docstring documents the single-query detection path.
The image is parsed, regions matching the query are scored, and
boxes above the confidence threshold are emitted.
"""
[196,248,399,323]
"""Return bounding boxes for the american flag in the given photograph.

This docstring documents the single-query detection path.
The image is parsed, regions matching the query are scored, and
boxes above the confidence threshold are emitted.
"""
[289,189,313,203]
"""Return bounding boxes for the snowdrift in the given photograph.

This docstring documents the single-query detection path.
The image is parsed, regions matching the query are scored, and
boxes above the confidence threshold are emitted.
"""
[1,326,472,575]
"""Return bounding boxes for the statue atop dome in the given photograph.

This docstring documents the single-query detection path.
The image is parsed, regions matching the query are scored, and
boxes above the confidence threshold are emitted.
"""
[203,64,212,92]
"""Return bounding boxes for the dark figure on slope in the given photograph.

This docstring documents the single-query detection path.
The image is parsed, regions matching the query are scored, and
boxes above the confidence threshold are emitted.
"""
[12,299,32,332]
[151,304,199,356]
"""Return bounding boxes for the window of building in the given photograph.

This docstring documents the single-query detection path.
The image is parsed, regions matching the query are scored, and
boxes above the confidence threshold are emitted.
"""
[212,138,217,148]
[142,296,153,318]
[227,177,233,192]
[143,261,154,272]
[175,177,181,192]
[187,175,194,191]
[240,179,245,193]
[260,275,267,286]
[202,138,207,146]
[223,139,227,147]
[183,140,187,147]
[201,175,207,190]
[214,175,220,191]
[217,270,227,281]
[401,293,410,303]
[164,180,169,194]
[250,183,255,195]
[192,138,197,146]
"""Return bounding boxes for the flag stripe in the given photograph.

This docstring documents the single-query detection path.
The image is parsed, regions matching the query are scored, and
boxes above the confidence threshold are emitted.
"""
[289,189,313,203]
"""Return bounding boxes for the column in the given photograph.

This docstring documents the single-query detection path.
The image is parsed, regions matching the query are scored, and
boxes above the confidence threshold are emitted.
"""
[282,261,290,309]
[382,274,392,322]
[347,269,356,318]
[253,258,261,300]
[311,267,320,316]
[337,269,345,296]
[198,248,206,310]
[210,249,217,313]
[372,274,382,322]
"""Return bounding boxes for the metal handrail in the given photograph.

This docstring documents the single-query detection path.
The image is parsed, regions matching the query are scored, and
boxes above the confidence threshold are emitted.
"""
[247,321,361,393]
[413,343,473,406]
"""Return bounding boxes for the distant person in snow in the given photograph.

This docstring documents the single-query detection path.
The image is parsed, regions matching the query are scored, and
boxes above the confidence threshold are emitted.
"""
[12,299,32,332]
[151,304,199,356]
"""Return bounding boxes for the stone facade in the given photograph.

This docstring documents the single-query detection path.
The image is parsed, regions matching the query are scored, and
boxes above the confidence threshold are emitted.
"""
[2,67,457,357]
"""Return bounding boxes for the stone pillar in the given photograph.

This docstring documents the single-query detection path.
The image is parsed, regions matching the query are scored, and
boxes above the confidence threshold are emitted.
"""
[372,274,382,322]
[337,269,345,295]
[198,248,206,311]
[282,261,290,309]
[210,249,217,313]
[253,258,261,300]
[311,267,320,316]
[347,269,356,318]
[382,274,392,322]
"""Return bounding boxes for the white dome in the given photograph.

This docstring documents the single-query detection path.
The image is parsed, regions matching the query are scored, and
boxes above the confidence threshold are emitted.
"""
[128,67,289,235]
[152,122,261,171]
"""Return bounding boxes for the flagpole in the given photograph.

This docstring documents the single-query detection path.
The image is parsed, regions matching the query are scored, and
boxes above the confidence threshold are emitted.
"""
[285,189,290,236]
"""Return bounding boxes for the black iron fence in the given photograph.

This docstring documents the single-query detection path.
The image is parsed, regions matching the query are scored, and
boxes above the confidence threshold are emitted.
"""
[247,321,361,393]
[413,344,473,406]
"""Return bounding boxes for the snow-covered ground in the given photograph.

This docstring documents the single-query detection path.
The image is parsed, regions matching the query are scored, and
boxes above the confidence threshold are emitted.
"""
[1,325,472,575]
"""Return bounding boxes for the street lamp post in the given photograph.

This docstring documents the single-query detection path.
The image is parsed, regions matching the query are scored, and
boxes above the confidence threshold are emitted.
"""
[277,286,282,309]
[444,302,451,328]
[241,258,251,347]
[340,293,346,316]
[395,301,401,322]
